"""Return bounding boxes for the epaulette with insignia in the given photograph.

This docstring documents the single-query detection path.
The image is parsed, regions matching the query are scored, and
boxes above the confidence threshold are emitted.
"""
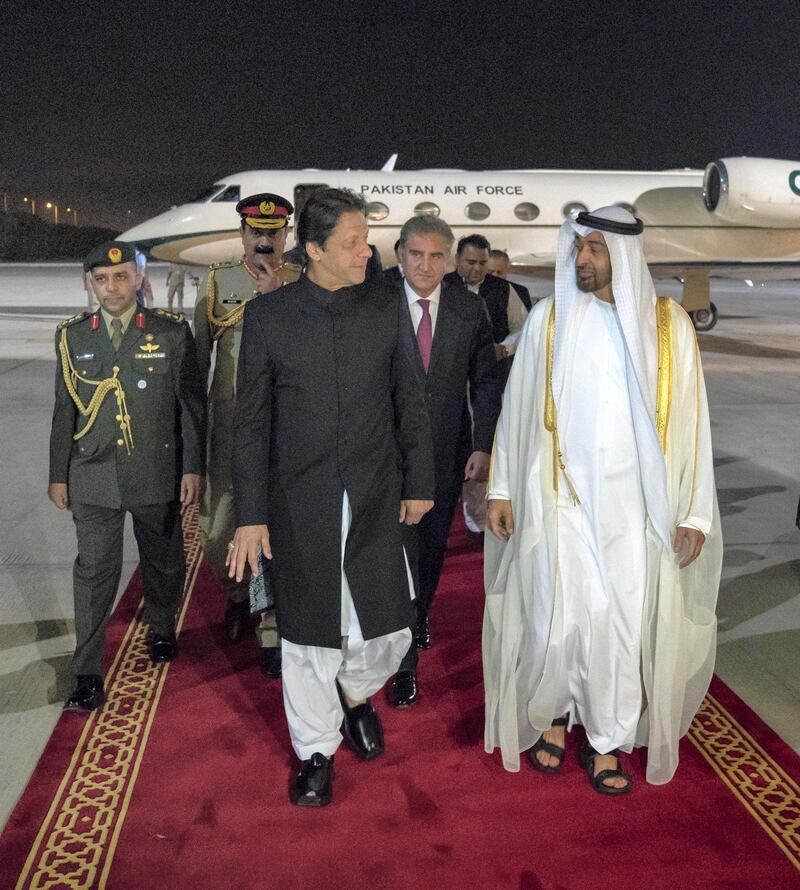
[209,259,243,270]
[58,311,89,329]
[154,308,185,323]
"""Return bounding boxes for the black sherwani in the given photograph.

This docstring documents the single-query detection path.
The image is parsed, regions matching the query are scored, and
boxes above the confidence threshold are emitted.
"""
[233,275,435,649]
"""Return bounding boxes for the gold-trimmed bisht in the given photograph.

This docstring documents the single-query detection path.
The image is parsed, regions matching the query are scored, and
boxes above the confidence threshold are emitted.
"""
[542,296,674,504]
[58,328,134,454]
[544,304,581,505]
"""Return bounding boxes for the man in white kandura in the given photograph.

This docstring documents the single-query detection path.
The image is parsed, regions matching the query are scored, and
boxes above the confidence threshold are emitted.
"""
[483,205,722,794]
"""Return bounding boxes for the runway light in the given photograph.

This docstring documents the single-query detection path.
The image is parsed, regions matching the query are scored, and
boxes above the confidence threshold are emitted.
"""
[744,279,754,287]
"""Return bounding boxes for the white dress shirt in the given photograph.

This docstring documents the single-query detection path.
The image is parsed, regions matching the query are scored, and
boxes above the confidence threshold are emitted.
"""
[404,278,442,336]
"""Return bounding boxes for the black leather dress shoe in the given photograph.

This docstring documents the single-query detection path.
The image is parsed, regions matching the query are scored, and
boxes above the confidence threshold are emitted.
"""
[414,616,431,649]
[388,669,418,708]
[290,753,334,807]
[64,675,105,712]
[260,646,282,679]
[149,632,177,663]
[224,599,250,641]
[341,700,384,760]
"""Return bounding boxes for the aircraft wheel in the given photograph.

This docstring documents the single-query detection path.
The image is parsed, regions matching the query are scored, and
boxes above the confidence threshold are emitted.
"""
[691,302,718,332]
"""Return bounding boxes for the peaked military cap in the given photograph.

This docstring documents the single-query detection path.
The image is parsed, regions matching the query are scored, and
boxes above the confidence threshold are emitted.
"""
[235,193,294,230]
[83,240,137,273]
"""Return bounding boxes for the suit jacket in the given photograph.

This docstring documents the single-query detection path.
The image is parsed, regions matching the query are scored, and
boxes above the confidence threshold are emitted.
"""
[444,271,511,343]
[396,278,503,499]
[50,307,206,508]
[383,265,403,285]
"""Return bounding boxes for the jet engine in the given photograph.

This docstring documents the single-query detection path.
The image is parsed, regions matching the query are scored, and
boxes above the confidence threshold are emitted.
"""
[703,157,800,226]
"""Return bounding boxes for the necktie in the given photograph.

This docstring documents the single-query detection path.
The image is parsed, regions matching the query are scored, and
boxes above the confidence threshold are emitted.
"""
[110,318,123,351]
[417,299,432,372]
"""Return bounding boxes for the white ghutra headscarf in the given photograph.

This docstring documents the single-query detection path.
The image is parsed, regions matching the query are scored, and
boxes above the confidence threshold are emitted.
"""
[552,205,672,547]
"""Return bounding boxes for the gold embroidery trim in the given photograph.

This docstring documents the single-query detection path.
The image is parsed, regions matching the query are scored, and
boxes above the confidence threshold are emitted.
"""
[544,304,580,504]
[655,295,673,452]
[206,268,247,340]
[59,328,134,454]
[544,297,675,502]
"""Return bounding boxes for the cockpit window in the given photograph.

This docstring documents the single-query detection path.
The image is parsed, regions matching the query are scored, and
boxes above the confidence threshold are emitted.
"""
[187,184,226,203]
[212,185,241,203]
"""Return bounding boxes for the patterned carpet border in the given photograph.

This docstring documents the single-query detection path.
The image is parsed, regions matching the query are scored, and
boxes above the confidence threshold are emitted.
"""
[688,692,800,872]
[13,506,202,890]
[6,506,799,884]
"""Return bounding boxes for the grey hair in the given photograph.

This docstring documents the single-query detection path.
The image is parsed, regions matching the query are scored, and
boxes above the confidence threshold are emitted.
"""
[398,215,455,251]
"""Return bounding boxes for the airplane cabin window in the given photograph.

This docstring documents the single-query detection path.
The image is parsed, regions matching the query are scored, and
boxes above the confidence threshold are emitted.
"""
[188,184,225,203]
[466,201,490,221]
[212,185,241,203]
[514,202,540,221]
[615,202,637,215]
[414,201,440,217]
[366,201,390,221]
[562,201,588,219]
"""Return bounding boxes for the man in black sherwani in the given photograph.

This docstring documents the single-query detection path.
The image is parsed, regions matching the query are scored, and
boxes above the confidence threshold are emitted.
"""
[228,189,434,807]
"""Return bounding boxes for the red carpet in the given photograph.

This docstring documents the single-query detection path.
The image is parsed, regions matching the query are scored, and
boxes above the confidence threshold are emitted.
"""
[2,506,799,889]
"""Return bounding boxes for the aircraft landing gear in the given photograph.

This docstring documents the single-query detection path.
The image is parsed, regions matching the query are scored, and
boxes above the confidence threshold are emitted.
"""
[690,301,718,332]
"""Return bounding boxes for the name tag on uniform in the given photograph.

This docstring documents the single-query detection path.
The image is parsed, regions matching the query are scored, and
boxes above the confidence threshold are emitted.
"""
[135,352,166,359]
[222,297,242,304]
[74,353,95,362]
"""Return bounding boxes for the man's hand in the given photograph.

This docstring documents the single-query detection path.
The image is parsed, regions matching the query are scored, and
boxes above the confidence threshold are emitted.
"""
[48,483,69,510]
[487,498,514,541]
[399,499,434,525]
[494,344,509,361]
[464,450,490,483]
[253,261,282,294]
[180,473,205,514]
[227,524,271,582]
[673,525,705,569]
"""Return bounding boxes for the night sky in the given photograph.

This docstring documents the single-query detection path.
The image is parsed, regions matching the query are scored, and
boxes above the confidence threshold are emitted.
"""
[3,0,799,229]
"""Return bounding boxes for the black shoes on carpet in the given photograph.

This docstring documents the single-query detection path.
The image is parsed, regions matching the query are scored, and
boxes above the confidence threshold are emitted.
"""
[341,699,385,761]
[289,696,385,806]
[388,669,418,708]
[290,753,334,807]
[63,675,105,711]
[149,632,177,663]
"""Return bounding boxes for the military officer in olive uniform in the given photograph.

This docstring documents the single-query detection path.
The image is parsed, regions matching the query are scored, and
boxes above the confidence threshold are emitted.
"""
[194,193,300,677]
[48,241,206,711]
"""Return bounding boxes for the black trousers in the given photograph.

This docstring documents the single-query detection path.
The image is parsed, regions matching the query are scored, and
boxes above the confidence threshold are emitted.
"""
[70,500,185,676]
[398,481,461,672]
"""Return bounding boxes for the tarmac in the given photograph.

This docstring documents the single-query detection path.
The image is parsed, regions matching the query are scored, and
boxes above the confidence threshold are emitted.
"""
[0,266,798,831]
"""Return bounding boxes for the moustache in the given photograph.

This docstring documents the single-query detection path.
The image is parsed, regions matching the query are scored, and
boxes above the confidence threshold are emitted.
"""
[255,246,275,255]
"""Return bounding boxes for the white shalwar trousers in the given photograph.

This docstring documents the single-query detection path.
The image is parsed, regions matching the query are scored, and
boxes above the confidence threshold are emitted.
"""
[281,491,413,760]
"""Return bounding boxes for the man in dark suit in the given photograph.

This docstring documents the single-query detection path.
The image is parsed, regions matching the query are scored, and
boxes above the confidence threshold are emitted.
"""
[488,248,536,312]
[383,238,404,284]
[48,241,206,711]
[444,235,531,380]
[385,217,503,707]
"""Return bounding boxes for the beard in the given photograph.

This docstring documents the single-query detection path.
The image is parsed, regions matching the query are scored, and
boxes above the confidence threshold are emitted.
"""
[576,272,596,293]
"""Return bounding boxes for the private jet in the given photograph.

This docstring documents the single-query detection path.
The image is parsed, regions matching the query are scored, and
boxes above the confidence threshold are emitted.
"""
[120,156,800,331]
